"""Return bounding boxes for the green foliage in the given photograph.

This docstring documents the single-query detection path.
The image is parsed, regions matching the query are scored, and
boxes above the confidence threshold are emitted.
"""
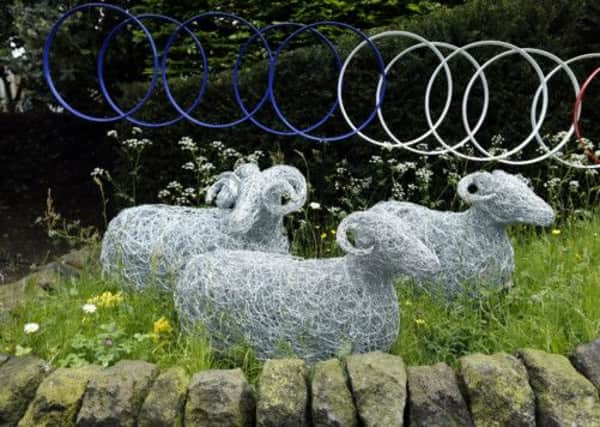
[394,214,600,365]
[2,212,600,372]
[0,0,458,110]
[103,0,600,214]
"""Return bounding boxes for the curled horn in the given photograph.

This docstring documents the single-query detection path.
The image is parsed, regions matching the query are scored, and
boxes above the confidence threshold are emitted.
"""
[206,172,240,208]
[261,165,307,215]
[457,172,496,204]
[336,211,376,256]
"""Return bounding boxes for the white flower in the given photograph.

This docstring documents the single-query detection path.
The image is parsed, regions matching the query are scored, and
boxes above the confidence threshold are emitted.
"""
[82,303,97,314]
[24,323,40,334]
[181,162,196,170]
[11,46,26,59]
[122,138,152,149]
[91,167,106,178]
[106,130,118,138]
[48,104,64,113]
[569,180,580,190]
[179,136,198,152]
[131,126,143,135]
[166,181,182,190]
[210,140,225,150]
[309,202,321,210]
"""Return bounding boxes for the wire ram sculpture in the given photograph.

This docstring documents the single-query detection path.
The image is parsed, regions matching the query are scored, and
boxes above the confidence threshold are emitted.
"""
[371,170,555,296]
[101,163,307,290]
[174,210,441,362]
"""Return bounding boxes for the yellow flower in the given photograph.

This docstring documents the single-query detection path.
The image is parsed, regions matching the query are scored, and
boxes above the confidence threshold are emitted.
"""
[414,318,426,327]
[551,229,561,236]
[330,229,336,235]
[320,232,327,239]
[153,317,173,335]
[87,291,124,308]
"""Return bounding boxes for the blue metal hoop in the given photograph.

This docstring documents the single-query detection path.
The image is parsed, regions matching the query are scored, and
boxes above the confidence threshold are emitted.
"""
[96,13,209,128]
[161,12,272,129]
[268,21,387,142]
[232,23,343,136]
[43,3,159,123]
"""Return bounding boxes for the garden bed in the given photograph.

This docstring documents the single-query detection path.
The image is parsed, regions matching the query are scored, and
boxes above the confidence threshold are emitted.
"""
[1,212,599,380]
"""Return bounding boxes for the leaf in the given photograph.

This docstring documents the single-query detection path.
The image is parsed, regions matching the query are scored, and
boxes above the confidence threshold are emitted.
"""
[15,345,32,356]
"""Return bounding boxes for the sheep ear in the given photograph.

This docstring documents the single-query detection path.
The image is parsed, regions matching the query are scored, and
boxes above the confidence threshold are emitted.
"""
[336,212,375,256]
[457,172,496,204]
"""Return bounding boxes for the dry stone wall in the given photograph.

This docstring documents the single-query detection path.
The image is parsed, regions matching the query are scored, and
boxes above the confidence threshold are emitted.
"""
[1,341,600,426]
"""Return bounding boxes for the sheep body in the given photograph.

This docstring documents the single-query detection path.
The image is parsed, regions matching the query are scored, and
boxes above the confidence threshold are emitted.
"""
[370,170,554,294]
[174,211,440,362]
[101,164,306,290]
[100,204,289,289]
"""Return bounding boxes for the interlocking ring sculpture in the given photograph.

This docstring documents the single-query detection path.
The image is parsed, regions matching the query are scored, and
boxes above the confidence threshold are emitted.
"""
[44,3,600,167]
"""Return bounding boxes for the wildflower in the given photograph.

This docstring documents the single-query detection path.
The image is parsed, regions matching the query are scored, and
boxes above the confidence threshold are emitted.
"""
[330,229,336,235]
[106,130,118,138]
[551,229,561,236]
[87,291,124,308]
[369,155,383,165]
[131,126,143,135]
[320,232,327,239]
[491,134,505,146]
[310,202,321,210]
[82,303,97,314]
[90,167,106,178]
[122,138,152,149]
[210,140,225,150]
[414,318,426,327]
[153,317,173,335]
[11,46,25,58]
[24,323,40,334]
[181,161,195,171]
[415,168,433,184]
[166,181,183,190]
[158,189,171,199]
[569,180,580,190]
[179,136,198,152]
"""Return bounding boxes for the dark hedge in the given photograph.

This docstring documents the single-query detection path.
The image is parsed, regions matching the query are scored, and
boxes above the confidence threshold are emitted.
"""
[6,0,600,214]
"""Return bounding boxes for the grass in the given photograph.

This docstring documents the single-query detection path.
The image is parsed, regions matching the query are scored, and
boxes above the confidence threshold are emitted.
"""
[394,215,600,366]
[1,213,599,379]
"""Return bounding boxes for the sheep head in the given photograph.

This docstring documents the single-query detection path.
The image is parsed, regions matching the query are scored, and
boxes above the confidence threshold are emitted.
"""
[336,210,440,278]
[457,170,554,226]
[208,163,307,234]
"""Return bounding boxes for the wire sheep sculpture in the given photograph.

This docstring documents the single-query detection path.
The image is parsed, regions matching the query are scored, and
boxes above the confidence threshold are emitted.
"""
[370,169,555,295]
[174,210,441,362]
[100,163,307,290]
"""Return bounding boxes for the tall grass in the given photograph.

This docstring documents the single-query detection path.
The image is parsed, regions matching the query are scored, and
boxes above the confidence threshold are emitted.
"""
[1,214,599,377]
[394,215,600,365]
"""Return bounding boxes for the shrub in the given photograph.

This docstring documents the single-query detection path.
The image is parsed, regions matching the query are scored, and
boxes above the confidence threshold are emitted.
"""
[105,0,600,214]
